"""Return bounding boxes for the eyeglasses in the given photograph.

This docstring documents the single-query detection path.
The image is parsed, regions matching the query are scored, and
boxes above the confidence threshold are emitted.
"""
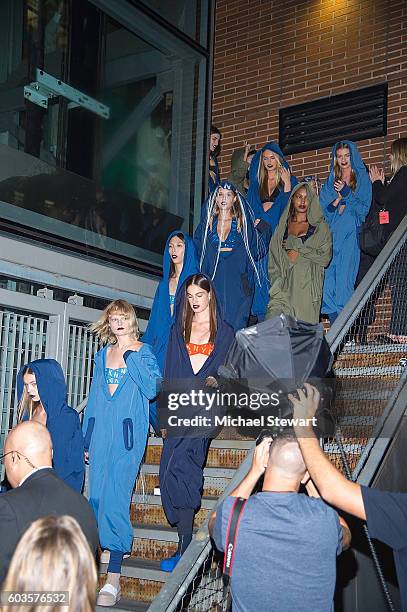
[0,450,37,469]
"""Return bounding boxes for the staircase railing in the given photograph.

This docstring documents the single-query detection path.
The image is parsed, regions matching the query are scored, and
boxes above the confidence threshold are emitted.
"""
[150,214,407,611]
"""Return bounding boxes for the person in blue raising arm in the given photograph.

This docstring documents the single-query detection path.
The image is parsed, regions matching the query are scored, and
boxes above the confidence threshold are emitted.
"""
[320,141,371,324]
[83,300,161,607]
[194,180,267,332]
[247,142,298,322]
[142,231,199,430]
[17,359,84,493]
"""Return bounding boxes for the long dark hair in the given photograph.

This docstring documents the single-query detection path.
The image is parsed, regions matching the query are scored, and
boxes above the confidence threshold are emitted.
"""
[169,233,185,278]
[211,125,221,157]
[182,274,217,344]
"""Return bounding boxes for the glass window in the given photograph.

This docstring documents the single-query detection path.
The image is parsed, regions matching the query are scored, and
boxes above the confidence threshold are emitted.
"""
[138,0,209,48]
[0,0,209,269]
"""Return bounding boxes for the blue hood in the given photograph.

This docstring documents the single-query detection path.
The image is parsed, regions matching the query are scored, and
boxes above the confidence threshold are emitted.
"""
[162,230,199,290]
[165,273,235,379]
[142,231,199,367]
[328,140,367,173]
[320,140,372,227]
[17,359,68,426]
[17,359,84,490]
[247,141,298,226]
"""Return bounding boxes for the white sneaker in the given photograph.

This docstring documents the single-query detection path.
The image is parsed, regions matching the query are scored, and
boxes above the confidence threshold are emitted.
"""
[97,583,121,606]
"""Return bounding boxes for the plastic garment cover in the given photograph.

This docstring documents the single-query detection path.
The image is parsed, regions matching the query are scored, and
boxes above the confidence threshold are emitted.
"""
[218,314,334,434]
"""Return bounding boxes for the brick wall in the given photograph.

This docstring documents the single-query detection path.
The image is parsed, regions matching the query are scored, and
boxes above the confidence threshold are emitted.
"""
[212,0,407,181]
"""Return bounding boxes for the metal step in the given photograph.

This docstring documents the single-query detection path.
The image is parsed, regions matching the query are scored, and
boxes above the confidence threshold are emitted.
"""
[147,437,253,450]
[334,365,403,376]
[131,502,208,527]
[340,343,407,355]
[132,524,182,543]
[134,472,231,498]
[100,558,167,583]
[96,599,150,612]
[132,494,216,509]
[141,464,236,478]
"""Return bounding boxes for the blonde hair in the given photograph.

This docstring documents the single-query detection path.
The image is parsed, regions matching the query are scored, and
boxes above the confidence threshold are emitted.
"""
[334,142,356,191]
[90,299,139,345]
[17,367,40,422]
[258,150,283,201]
[2,515,97,612]
[391,137,407,174]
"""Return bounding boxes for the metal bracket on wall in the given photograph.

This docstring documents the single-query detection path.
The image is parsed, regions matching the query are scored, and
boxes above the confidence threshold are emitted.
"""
[24,68,110,119]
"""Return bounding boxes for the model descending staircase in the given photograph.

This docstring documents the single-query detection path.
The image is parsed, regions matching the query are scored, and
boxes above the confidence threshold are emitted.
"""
[94,336,407,611]
[97,435,252,611]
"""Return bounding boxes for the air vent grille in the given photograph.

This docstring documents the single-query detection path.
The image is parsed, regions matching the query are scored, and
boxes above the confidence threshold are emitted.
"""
[279,83,388,155]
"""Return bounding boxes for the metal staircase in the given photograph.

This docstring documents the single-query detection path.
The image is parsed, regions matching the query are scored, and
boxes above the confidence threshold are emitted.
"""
[95,434,252,611]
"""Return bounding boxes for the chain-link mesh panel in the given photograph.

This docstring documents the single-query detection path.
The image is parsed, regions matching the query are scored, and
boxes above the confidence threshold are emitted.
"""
[174,547,226,612]
[326,241,407,479]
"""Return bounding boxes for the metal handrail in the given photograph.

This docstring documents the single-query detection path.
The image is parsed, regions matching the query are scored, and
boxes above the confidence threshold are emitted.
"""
[327,214,407,352]
[150,215,407,611]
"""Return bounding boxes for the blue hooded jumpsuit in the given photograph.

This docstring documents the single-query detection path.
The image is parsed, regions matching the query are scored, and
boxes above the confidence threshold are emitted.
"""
[320,141,372,320]
[142,232,199,373]
[82,344,161,557]
[247,142,298,320]
[142,231,199,431]
[17,359,84,492]
[194,180,267,332]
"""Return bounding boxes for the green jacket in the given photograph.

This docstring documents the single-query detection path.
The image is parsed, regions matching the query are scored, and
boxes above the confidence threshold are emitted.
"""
[228,148,248,194]
[266,182,332,324]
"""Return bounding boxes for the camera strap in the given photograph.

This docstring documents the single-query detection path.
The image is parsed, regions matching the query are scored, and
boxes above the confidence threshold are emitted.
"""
[222,496,247,584]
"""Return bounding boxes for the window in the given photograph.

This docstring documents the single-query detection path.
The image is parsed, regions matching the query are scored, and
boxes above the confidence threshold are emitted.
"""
[0,0,210,269]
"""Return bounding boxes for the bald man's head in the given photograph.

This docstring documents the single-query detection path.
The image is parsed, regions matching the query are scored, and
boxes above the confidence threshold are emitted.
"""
[267,436,306,479]
[4,422,52,488]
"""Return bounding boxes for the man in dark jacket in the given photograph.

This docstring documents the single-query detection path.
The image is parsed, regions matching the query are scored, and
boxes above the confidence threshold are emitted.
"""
[0,421,98,583]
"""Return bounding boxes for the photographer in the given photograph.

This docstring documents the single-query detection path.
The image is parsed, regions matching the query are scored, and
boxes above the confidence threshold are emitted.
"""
[290,383,407,611]
[209,435,350,612]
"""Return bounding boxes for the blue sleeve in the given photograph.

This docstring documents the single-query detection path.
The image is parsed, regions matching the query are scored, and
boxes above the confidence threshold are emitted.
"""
[213,496,235,553]
[124,345,162,400]
[340,184,351,197]
[320,177,339,211]
[362,487,407,550]
[341,176,372,225]
[141,284,161,346]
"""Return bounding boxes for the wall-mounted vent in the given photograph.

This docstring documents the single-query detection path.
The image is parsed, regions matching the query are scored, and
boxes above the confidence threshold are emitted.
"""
[279,83,388,155]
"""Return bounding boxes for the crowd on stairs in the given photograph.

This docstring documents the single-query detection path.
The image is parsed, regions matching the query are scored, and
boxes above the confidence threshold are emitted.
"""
[0,133,407,611]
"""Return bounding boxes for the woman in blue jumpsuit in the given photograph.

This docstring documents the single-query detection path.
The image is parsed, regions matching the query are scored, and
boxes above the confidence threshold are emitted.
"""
[17,358,84,492]
[159,273,234,571]
[83,299,161,606]
[194,180,267,332]
[320,141,372,323]
[142,231,198,429]
[247,142,298,321]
